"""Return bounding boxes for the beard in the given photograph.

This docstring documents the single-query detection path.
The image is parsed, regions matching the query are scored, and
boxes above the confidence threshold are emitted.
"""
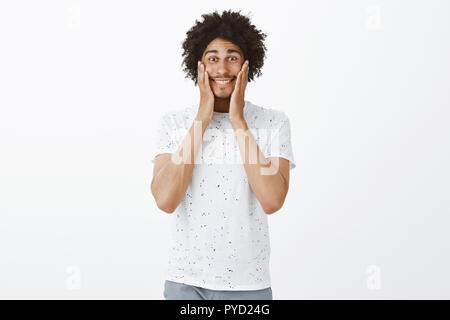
[213,91,231,99]
[212,85,236,99]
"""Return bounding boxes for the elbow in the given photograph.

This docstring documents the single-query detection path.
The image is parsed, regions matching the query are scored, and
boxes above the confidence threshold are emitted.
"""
[154,196,177,214]
[151,181,176,214]
[154,194,177,214]
[261,199,284,215]
[261,191,287,215]
[158,202,176,214]
[262,204,281,215]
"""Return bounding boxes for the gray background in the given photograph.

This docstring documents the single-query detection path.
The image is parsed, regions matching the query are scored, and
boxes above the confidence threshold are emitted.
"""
[0,0,449,299]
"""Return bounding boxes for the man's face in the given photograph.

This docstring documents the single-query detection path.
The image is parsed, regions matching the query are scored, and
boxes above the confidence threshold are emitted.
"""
[201,38,245,99]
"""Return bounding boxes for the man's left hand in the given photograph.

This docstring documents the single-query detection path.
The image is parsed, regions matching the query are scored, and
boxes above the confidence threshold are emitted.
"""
[229,60,249,123]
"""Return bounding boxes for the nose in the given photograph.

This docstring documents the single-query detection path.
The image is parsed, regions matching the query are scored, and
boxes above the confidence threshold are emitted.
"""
[215,60,232,78]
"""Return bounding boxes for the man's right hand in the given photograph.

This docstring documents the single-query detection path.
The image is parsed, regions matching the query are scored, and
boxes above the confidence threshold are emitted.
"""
[196,61,214,121]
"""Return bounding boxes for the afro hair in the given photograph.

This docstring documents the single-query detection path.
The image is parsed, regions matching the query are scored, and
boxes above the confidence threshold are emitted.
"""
[181,9,268,86]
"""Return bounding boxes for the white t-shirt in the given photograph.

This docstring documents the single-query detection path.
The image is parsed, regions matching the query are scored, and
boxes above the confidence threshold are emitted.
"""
[151,100,296,291]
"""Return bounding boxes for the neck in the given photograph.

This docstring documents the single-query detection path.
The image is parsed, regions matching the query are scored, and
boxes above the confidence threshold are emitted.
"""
[213,97,230,113]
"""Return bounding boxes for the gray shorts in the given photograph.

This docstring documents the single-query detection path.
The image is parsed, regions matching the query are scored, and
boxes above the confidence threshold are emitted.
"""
[164,280,273,300]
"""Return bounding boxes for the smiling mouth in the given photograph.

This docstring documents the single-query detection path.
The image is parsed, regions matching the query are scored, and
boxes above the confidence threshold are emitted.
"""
[212,79,234,85]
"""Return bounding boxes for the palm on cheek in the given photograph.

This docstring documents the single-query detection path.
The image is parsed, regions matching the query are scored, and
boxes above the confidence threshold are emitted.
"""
[229,60,249,121]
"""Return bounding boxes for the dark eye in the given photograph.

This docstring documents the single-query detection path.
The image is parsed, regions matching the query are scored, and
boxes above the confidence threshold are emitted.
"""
[208,56,238,62]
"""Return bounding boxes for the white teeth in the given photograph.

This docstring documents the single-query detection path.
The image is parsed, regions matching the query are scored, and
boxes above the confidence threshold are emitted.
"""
[215,80,231,84]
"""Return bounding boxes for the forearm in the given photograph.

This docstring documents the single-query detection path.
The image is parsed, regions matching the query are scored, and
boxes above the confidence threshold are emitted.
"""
[152,115,211,211]
[231,119,287,213]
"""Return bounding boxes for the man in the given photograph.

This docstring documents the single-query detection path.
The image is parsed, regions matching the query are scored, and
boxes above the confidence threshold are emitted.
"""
[151,10,296,300]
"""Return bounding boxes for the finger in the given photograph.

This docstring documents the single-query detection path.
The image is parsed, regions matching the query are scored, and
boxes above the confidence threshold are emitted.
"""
[198,61,203,85]
[235,70,242,94]
[204,70,210,88]
[197,61,202,85]
[240,61,247,87]
[200,62,204,83]
[244,61,249,88]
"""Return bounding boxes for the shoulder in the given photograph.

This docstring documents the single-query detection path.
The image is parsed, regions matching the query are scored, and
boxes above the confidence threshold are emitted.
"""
[159,105,196,127]
[161,105,194,119]
[246,101,290,126]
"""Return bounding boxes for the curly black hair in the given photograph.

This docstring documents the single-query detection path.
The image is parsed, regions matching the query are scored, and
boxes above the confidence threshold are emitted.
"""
[181,9,268,86]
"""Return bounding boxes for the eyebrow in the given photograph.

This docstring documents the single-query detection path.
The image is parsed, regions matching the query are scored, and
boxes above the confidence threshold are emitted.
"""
[204,49,242,57]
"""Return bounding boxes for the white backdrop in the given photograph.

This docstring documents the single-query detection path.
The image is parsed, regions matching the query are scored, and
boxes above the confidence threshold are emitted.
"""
[1,0,449,299]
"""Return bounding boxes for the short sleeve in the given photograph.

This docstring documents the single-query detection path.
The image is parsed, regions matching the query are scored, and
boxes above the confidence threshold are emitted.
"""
[264,113,296,170]
[151,113,180,164]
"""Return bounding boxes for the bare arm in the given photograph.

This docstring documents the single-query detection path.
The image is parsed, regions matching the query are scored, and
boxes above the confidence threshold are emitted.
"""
[151,61,214,213]
[231,118,290,214]
[151,115,211,213]
[227,60,290,214]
